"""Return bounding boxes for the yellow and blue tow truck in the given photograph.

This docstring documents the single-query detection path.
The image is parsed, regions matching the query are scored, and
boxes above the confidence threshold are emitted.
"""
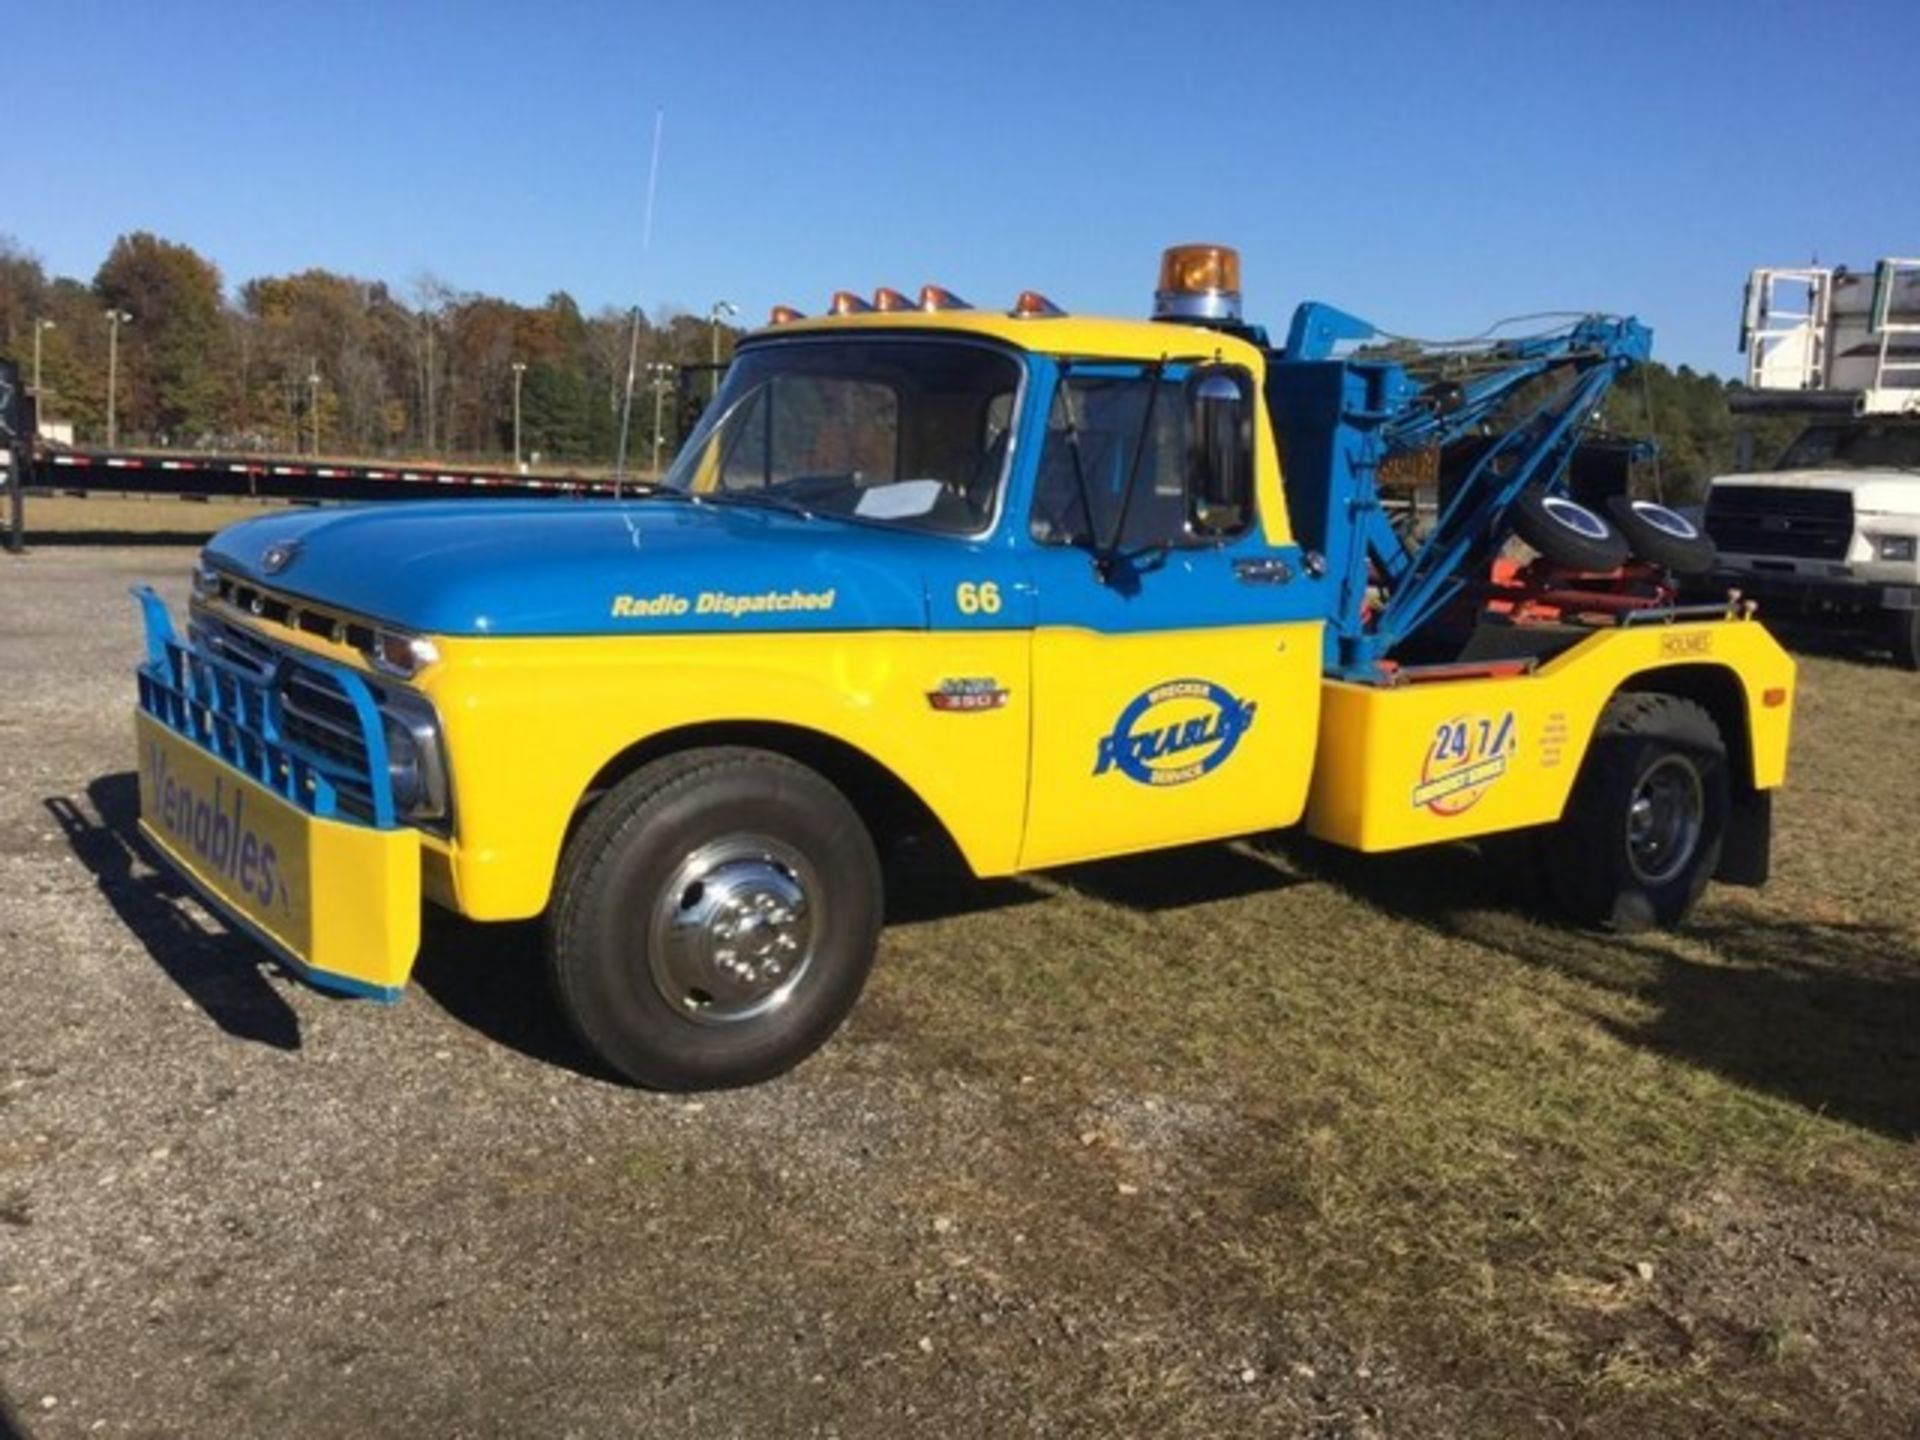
[132,246,1794,1088]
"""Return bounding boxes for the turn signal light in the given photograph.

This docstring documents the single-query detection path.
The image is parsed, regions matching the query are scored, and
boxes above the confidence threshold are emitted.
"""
[919,285,970,312]
[1011,290,1064,318]
[873,287,915,312]
[1154,243,1243,322]
[829,290,874,315]
[1763,687,1788,708]
[769,304,806,325]
[371,629,440,678]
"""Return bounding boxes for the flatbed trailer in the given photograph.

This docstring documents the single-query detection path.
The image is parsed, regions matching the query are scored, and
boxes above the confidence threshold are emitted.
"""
[129,246,1794,1088]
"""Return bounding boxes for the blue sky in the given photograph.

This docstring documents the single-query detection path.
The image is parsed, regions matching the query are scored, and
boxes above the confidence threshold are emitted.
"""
[8,0,1915,374]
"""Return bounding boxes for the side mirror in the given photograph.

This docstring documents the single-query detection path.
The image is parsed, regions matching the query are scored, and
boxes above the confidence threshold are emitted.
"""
[1186,366,1254,536]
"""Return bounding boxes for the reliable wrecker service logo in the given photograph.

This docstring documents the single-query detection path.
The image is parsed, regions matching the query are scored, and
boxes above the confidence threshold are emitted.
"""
[1094,679,1258,787]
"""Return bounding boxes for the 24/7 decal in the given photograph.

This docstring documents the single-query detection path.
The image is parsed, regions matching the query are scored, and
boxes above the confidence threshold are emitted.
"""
[1412,711,1517,815]
[1094,679,1257,787]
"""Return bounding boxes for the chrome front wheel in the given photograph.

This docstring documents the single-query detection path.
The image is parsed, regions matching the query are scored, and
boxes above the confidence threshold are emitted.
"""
[546,748,883,1090]
[650,838,821,1025]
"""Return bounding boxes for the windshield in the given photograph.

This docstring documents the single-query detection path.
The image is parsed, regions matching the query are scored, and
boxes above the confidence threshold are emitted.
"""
[663,337,1023,534]
[1776,421,1920,473]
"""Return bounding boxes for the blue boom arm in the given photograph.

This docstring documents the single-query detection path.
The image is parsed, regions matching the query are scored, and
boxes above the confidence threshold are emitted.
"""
[1270,304,1652,676]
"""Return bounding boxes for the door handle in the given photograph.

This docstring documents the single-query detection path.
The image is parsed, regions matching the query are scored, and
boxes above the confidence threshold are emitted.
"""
[1233,557,1294,585]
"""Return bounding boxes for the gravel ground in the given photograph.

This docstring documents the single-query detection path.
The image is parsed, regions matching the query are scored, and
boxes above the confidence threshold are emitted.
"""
[0,546,1404,1440]
[2,544,1914,1439]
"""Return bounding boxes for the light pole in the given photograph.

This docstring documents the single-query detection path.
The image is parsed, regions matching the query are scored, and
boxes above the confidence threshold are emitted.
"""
[31,319,54,418]
[614,304,644,490]
[307,366,322,456]
[646,361,674,476]
[707,300,738,401]
[104,308,131,447]
[511,361,527,471]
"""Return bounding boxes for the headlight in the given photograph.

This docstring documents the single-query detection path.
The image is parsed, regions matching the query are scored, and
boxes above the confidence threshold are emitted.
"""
[190,558,222,600]
[1872,534,1917,563]
[378,690,449,824]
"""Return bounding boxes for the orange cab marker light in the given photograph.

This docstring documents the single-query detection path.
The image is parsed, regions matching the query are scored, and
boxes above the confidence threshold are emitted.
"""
[873,287,915,313]
[1154,243,1243,322]
[769,304,806,325]
[829,290,874,316]
[1763,687,1788,708]
[1011,290,1064,318]
[919,284,970,312]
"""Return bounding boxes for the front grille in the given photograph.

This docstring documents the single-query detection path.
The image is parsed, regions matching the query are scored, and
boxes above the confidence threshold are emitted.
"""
[279,670,380,822]
[1705,485,1853,560]
[178,607,386,824]
[210,573,378,654]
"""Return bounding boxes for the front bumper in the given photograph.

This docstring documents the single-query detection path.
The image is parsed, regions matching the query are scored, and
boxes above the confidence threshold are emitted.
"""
[132,588,421,999]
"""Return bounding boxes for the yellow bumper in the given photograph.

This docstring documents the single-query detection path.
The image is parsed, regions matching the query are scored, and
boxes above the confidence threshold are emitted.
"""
[135,712,422,1000]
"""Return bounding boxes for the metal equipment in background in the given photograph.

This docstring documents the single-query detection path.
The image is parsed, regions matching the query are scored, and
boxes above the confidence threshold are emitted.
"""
[1739,258,1920,415]
[2,357,28,554]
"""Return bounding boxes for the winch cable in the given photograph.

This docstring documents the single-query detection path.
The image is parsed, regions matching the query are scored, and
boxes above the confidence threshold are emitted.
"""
[1638,362,1667,504]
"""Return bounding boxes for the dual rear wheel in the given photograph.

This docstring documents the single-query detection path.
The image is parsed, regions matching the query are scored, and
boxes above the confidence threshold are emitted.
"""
[1539,693,1728,931]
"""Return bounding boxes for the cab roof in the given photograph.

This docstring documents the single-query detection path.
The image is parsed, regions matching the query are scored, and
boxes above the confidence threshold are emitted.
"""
[745,308,1268,368]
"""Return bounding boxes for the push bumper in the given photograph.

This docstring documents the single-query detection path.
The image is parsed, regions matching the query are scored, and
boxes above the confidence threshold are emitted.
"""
[132,588,421,1000]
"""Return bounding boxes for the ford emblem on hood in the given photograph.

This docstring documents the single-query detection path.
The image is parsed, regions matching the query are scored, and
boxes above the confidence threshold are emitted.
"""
[260,541,301,576]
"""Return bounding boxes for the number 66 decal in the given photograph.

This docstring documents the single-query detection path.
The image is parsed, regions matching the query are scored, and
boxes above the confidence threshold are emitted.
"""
[955,581,1002,616]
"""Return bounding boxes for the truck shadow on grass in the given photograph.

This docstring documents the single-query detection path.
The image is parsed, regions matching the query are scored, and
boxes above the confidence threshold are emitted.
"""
[1273,835,1920,1141]
[47,773,301,1052]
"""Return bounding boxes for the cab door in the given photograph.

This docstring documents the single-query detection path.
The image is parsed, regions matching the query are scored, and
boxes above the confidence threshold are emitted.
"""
[1018,361,1324,870]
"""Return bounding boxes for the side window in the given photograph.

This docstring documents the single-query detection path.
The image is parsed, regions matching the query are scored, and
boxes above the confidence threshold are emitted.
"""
[1030,374,1221,549]
[719,376,899,490]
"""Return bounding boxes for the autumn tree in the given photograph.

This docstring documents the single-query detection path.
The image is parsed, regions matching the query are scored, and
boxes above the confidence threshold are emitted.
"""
[94,232,232,444]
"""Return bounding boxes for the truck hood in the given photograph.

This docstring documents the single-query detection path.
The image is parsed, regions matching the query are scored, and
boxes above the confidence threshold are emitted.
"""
[202,499,935,636]
[1710,468,1920,517]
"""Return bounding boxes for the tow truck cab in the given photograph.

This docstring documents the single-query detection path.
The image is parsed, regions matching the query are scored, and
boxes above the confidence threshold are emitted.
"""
[133,246,1795,1089]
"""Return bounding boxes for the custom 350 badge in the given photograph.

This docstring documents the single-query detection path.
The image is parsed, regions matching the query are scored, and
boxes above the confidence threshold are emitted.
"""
[1412,710,1517,815]
[1094,679,1257,787]
[927,677,1009,712]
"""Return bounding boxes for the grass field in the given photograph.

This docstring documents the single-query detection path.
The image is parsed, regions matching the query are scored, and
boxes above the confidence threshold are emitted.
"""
[866,648,1919,1433]
[1,530,1914,1438]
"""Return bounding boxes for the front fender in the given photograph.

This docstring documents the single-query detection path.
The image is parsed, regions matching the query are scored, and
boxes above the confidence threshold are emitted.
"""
[419,629,1032,920]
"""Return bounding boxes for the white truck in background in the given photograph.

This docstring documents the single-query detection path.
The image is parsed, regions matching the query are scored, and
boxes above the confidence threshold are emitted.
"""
[1701,258,1920,668]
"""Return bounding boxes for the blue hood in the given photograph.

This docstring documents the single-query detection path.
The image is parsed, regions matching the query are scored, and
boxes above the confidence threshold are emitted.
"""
[203,499,935,636]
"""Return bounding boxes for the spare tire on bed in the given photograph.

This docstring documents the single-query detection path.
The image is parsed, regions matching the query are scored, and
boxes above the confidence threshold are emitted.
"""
[1604,495,1717,575]
[1512,491,1631,572]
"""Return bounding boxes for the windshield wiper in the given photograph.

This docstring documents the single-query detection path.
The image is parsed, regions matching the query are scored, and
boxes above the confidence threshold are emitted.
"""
[695,488,818,520]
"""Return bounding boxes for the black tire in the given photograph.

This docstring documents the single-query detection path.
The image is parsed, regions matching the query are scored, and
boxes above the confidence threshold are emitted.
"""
[1604,495,1717,576]
[1511,490,1631,572]
[546,747,883,1090]
[1540,694,1728,932]
[1888,609,1920,672]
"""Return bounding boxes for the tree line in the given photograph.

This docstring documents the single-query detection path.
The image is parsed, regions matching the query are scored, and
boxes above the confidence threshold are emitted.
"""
[0,231,742,467]
[0,230,1795,496]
